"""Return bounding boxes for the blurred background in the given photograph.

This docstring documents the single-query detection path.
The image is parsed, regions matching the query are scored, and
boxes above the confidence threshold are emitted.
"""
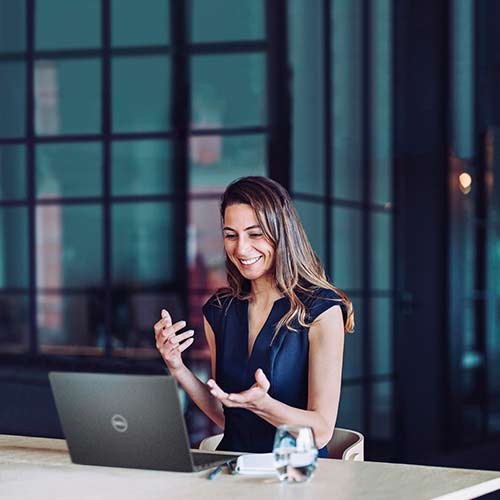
[1,0,500,470]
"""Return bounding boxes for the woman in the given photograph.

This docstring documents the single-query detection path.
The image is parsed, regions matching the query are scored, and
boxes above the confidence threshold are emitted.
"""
[154,176,354,458]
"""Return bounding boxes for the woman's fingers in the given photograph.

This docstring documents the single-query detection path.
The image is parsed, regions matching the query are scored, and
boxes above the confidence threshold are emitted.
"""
[207,379,229,399]
[161,309,172,327]
[166,330,194,347]
[178,337,194,353]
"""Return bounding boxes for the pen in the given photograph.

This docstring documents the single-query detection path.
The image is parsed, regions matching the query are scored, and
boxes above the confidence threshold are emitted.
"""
[207,459,236,480]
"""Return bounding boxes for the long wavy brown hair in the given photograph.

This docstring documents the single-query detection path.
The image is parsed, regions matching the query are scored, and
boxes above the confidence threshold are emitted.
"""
[217,176,354,335]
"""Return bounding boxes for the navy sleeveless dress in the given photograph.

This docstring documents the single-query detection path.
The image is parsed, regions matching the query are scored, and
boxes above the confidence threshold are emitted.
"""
[202,287,346,459]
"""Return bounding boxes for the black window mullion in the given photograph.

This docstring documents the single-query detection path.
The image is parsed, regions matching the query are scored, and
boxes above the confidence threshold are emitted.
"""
[26,0,37,355]
[324,0,332,275]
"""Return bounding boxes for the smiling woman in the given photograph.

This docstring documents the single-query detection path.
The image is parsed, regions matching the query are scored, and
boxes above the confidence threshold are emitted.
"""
[153,176,354,457]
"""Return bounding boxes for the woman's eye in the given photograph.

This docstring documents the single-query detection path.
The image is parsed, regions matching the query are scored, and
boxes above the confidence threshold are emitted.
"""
[224,234,237,240]
[249,233,263,238]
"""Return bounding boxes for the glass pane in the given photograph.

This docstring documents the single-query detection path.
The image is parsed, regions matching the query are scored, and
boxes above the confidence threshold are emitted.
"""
[0,145,26,199]
[289,0,325,196]
[38,292,105,354]
[0,61,26,138]
[0,294,29,352]
[35,0,100,49]
[111,291,183,356]
[112,56,170,133]
[189,134,266,191]
[371,297,392,376]
[331,206,362,290]
[0,207,29,288]
[370,0,392,205]
[371,212,392,290]
[112,0,169,47]
[343,296,363,379]
[371,381,393,440]
[36,142,102,198]
[191,54,266,129]
[331,0,363,201]
[36,204,103,288]
[112,202,174,286]
[191,0,264,42]
[336,383,363,433]
[112,140,172,196]
[34,59,101,135]
[188,198,226,291]
[0,0,26,52]
[294,200,325,264]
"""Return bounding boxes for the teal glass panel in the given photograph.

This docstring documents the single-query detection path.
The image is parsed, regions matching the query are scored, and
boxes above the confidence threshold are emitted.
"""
[38,292,105,352]
[112,140,172,196]
[0,62,26,138]
[36,142,102,198]
[370,297,392,376]
[331,206,362,290]
[189,134,266,191]
[0,207,28,288]
[112,202,174,286]
[343,296,363,379]
[191,0,264,42]
[336,383,363,433]
[371,212,393,290]
[370,0,392,205]
[371,381,393,439]
[188,198,226,291]
[112,0,169,47]
[331,0,363,201]
[112,56,170,133]
[0,294,29,352]
[34,59,101,135]
[36,204,102,288]
[289,0,325,196]
[294,200,325,264]
[0,145,26,200]
[191,54,266,129]
[0,0,26,52]
[35,0,100,49]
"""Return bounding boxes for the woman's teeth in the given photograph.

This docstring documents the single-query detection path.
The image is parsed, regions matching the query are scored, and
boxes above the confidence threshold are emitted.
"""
[240,256,261,265]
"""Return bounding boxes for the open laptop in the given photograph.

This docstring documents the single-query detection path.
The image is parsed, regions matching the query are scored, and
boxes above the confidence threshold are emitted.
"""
[49,372,237,472]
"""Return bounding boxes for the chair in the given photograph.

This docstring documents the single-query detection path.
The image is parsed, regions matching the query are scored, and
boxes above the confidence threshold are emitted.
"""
[199,427,364,461]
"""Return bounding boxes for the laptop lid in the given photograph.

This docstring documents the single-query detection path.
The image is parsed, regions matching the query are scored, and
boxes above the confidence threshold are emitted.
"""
[49,372,205,472]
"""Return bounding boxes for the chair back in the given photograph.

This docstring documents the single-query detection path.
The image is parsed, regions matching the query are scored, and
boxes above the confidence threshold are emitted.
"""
[327,427,364,461]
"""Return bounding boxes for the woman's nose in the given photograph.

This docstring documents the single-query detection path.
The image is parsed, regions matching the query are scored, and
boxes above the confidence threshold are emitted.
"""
[236,236,250,254]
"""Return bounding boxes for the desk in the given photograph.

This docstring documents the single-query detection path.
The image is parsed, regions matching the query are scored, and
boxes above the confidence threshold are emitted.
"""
[1,435,500,500]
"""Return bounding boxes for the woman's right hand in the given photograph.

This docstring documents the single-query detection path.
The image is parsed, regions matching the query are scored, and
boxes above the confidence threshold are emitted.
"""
[154,309,194,374]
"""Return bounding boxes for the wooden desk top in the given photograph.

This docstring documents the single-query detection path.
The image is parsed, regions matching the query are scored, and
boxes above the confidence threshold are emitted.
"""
[1,435,500,500]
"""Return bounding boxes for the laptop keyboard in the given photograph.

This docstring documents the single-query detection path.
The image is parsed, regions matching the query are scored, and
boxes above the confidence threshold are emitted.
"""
[192,452,236,468]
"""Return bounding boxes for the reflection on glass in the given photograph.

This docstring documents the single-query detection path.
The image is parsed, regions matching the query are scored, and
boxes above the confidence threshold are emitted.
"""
[38,292,105,354]
[0,207,29,288]
[370,382,392,440]
[34,59,101,136]
[343,296,363,379]
[36,142,102,198]
[111,291,183,357]
[189,134,266,190]
[0,145,26,200]
[36,204,102,288]
[112,56,170,132]
[191,0,264,42]
[112,202,174,286]
[370,298,392,376]
[0,0,26,52]
[188,199,226,292]
[0,62,26,138]
[336,383,363,433]
[294,200,325,263]
[112,140,172,196]
[0,294,29,352]
[371,212,393,290]
[331,206,362,290]
[331,0,363,201]
[191,54,266,129]
[112,0,169,47]
[35,0,100,49]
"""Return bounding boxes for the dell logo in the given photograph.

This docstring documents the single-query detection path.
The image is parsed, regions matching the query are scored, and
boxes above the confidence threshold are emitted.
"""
[111,414,128,433]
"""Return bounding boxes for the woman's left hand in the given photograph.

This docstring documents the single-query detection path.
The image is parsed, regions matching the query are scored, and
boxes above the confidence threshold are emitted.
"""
[207,368,271,411]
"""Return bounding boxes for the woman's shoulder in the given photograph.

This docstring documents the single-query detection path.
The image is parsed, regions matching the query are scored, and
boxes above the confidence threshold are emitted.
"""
[298,287,347,323]
[202,290,237,315]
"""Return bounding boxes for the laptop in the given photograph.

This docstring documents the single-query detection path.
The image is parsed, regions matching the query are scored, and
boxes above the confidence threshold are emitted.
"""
[49,372,237,472]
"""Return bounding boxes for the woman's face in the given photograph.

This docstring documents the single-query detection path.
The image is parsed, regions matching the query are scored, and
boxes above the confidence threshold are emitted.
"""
[223,203,275,282]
